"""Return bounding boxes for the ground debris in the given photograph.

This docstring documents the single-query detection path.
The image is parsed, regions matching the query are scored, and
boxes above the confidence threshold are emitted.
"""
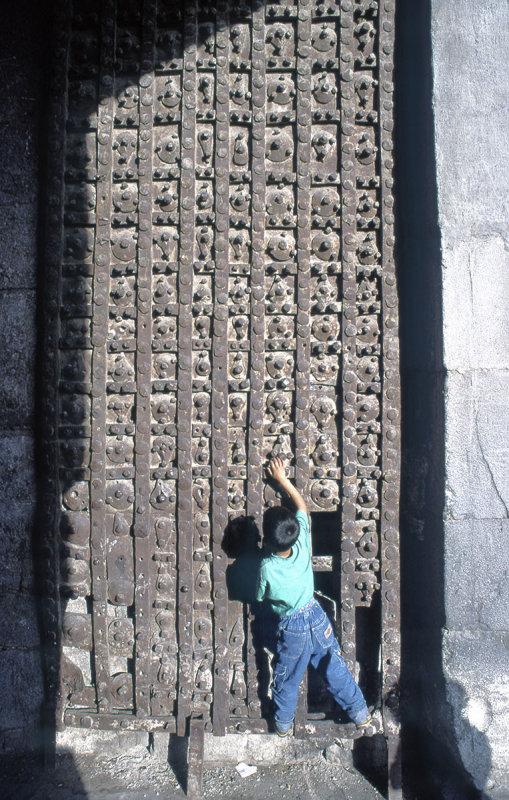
[0,749,385,800]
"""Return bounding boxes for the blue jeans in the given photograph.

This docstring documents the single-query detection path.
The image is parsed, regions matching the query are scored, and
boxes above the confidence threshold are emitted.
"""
[272,598,368,733]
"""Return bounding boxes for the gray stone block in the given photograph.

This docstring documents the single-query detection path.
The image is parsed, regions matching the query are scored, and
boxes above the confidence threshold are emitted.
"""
[0,290,36,429]
[444,519,509,632]
[202,732,323,766]
[432,2,509,240]
[56,728,149,757]
[0,433,36,593]
[445,370,509,520]
[443,239,509,372]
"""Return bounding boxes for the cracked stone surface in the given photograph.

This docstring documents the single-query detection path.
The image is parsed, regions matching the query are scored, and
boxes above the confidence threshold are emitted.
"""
[445,371,509,520]
[444,519,509,632]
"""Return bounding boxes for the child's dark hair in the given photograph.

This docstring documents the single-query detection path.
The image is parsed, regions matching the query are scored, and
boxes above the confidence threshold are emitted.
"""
[263,506,299,553]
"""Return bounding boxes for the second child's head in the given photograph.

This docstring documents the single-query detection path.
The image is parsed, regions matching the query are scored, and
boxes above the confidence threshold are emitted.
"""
[263,506,299,554]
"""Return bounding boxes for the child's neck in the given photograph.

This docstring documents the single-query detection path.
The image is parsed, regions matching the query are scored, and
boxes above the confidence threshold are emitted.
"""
[276,548,292,558]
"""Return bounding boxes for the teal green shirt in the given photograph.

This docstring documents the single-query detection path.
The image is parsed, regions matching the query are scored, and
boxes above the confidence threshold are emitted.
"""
[255,510,314,617]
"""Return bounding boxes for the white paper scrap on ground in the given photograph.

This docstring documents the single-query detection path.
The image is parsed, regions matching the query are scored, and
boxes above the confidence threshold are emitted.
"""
[235,762,257,778]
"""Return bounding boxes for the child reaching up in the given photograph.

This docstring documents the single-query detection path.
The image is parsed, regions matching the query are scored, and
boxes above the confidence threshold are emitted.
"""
[256,456,371,736]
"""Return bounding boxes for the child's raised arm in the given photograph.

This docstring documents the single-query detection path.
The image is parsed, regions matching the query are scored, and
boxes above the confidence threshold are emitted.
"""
[267,456,308,514]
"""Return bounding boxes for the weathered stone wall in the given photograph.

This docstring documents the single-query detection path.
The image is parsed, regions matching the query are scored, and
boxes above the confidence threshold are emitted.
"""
[433,1,509,796]
[0,1,47,755]
[398,1,509,798]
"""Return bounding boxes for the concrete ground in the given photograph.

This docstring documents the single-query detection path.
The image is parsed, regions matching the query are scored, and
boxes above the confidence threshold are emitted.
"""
[0,736,385,800]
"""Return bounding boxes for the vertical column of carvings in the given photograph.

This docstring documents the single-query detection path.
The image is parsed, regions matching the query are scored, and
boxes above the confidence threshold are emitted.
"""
[247,3,268,719]
[294,0,312,737]
[149,1,182,720]
[308,9,342,519]
[58,0,103,723]
[378,1,401,788]
[227,9,258,727]
[133,0,156,719]
[89,0,116,713]
[263,6,298,490]
[338,1,358,675]
[307,1,343,720]
[176,3,196,736]
[349,0,388,712]
[246,5,264,535]
[262,0,300,719]
[225,11,251,532]
[104,0,141,718]
[350,0,383,619]
[295,4,312,548]
[41,0,69,732]
[225,6,253,729]
[189,5,215,729]
[242,2,267,731]
[211,3,230,736]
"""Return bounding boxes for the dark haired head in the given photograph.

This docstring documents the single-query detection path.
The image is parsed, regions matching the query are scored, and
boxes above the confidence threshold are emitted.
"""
[263,506,299,553]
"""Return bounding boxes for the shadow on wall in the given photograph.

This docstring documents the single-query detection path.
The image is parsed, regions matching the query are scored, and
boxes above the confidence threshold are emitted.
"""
[425,680,492,800]
[0,0,49,763]
[0,750,89,799]
[394,0,491,798]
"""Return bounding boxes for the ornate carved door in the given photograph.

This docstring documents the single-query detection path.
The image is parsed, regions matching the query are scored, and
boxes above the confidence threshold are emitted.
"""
[40,0,400,792]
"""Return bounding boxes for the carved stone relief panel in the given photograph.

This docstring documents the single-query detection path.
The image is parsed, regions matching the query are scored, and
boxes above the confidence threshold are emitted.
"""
[41,0,399,782]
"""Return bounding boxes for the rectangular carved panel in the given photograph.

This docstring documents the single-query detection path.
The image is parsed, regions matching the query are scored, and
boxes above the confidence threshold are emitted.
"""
[41,0,399,782]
